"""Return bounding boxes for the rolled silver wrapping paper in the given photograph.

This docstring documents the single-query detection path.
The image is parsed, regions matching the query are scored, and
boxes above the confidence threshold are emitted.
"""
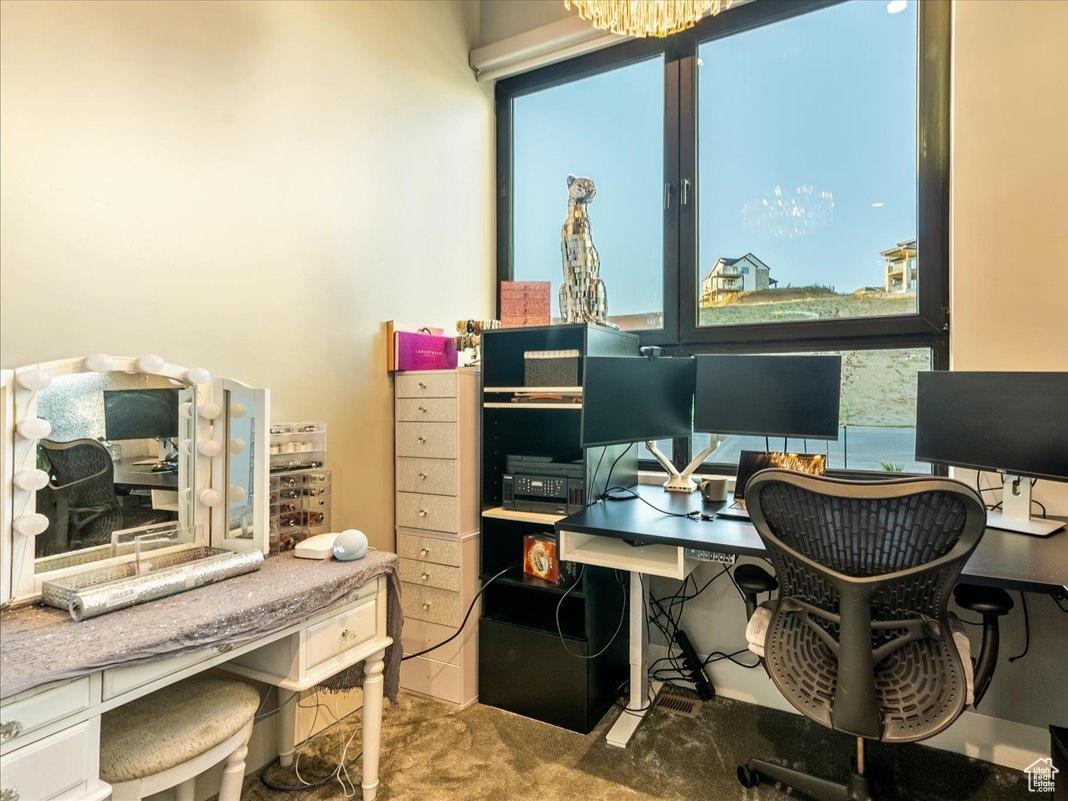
[65,549,264,622]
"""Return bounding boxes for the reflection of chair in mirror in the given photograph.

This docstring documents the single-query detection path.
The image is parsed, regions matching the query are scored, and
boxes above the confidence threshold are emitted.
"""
[735,470,1012,801]
[40,438,125,549]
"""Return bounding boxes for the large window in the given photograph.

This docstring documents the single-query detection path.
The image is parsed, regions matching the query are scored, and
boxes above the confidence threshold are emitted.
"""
[498,0,949,474]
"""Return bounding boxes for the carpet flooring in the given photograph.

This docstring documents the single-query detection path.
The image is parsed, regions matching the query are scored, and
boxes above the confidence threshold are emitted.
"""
[243,691,1032,801]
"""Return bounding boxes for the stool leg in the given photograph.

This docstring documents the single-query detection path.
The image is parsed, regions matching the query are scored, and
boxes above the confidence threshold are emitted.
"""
[362,649,386,801]
[218,721,253,801]
[175,778,195,801]
[277,688,298,767]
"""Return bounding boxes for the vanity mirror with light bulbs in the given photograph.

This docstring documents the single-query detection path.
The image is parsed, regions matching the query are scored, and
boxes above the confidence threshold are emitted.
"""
[0,354,269,604]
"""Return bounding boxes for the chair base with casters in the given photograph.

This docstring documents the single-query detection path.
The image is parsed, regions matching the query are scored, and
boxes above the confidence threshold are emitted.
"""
[100,677,260,801]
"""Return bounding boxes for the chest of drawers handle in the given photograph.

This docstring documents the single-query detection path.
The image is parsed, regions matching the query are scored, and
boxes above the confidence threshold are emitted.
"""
[420,572,430,582]
[0,720,23,743]
[416,437,426,445]
[417,472,428,480]
[418,382,427,389]
[418,509,428,517]
[422,602,431,611]
[418,406,427,413]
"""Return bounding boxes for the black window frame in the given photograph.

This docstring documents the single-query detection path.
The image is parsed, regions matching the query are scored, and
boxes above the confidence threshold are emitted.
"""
[495,0,951,474]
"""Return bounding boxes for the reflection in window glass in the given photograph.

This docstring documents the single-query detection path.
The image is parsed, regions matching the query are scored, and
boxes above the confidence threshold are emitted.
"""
[697,2,918,327]
[695,348,932,473]
[512,57,664,331]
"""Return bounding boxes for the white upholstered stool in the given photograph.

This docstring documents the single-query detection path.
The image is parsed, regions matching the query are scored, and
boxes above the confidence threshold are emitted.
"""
[100,676,260,801]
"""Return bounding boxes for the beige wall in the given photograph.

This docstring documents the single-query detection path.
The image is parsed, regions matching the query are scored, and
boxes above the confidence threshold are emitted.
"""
[0,0,495,550]
[948,0,1068,736]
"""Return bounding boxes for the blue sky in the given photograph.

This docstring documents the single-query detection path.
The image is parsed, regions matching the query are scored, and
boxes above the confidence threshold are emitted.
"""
[512,0,917,316]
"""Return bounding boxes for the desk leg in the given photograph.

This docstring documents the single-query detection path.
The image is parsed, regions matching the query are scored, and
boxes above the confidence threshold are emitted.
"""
[277,688,297,767]
[362,649,386,801]
[606,571,661,748]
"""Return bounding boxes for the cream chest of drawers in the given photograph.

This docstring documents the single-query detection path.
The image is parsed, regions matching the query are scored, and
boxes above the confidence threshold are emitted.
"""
[395,368,480,707]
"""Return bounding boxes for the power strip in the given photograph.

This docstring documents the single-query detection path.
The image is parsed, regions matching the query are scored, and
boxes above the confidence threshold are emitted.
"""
[684,548,736,565]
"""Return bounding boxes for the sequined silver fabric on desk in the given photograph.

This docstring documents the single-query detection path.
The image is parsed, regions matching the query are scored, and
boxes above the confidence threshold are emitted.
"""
[0,550,402,701]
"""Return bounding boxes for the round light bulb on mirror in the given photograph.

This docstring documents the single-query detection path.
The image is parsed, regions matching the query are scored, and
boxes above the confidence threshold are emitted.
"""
[136,354,165,373]
[230,402,247,419]
[198,488,222,507]
[16,417,52,441]
[229,438,246,454]
[13,468,50,492]
[13,513,50,537]
[179,401,194,419]
[16,368,52,391]
[198,402,222,420]
[228,485,246,502]
[198,440,223,458]
[184,367,211,386]
[181,438,194,455]
[84,353,115,373]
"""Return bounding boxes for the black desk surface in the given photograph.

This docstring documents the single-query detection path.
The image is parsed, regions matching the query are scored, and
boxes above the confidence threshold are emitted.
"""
[557,485,1068,595]
[112,457,179,491]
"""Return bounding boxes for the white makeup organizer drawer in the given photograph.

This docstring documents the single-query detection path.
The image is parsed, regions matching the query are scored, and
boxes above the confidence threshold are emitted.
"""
[394,368,480,708]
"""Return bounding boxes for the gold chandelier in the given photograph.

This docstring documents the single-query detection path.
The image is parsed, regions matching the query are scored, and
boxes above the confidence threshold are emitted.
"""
[564,0,732,38]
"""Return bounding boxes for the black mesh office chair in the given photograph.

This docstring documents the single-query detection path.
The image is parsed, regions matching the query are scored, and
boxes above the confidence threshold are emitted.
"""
[734,470,1012,801]
[40,439,124,549]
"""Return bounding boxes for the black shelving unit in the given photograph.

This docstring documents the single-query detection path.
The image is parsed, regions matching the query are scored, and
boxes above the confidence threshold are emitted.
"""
[478,323,638,733]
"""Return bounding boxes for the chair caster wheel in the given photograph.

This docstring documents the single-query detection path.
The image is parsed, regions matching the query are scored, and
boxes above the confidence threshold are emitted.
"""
[737,765,761,788]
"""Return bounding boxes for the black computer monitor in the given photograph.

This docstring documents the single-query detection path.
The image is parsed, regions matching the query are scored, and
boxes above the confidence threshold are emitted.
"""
[915,371,1068,480]
[103,388,180,441]
[915,371,1068,535]
[693,354,842,440]
[580,356,695,447]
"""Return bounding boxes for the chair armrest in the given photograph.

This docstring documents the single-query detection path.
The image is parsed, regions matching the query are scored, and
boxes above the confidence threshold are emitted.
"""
[954,584,1013,707]
[734,564,778,620]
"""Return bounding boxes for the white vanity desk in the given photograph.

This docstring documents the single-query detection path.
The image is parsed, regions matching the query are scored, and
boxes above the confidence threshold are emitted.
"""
[0,552,400,801]
[0,356,399,801]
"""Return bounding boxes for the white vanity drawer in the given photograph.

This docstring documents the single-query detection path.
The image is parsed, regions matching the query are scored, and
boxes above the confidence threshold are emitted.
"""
[396,372,456,399]
[397,492,459,533]
[397,530,462,566]
[103,646,214,701]
[0,719,95,801]
[396,397,456,423]
[399,558,461,592]
[397,457,458,496]
[401,582,462,627]
[306,599,378,669]
[1,677,92,747]
[396,422,457,460]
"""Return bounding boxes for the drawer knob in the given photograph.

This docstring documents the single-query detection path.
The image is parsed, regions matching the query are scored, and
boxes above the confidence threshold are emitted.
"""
[419,547,430,556]
[418,406,427,413]
[0,720,22,743]
[417,472,427,480]
[1,788,20,801]
[422,602,431,611]
[418,509,427,517]
[416,437,426,445]
[421,572,430,582]
[418,382,427,389]
[341,629,355,639]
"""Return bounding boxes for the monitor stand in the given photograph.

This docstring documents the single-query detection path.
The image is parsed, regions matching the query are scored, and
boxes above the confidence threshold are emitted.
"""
[646,440,719,493]
[986,474,1064,537]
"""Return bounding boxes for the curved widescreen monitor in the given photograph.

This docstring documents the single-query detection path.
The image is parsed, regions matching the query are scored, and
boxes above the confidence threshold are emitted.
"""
[103,388,180,441]
[915,371,1068,481]
[581,356,695,447]
[693,354,842,439]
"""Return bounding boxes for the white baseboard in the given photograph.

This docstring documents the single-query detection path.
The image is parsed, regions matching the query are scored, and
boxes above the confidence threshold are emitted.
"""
[649,643,1048,772]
